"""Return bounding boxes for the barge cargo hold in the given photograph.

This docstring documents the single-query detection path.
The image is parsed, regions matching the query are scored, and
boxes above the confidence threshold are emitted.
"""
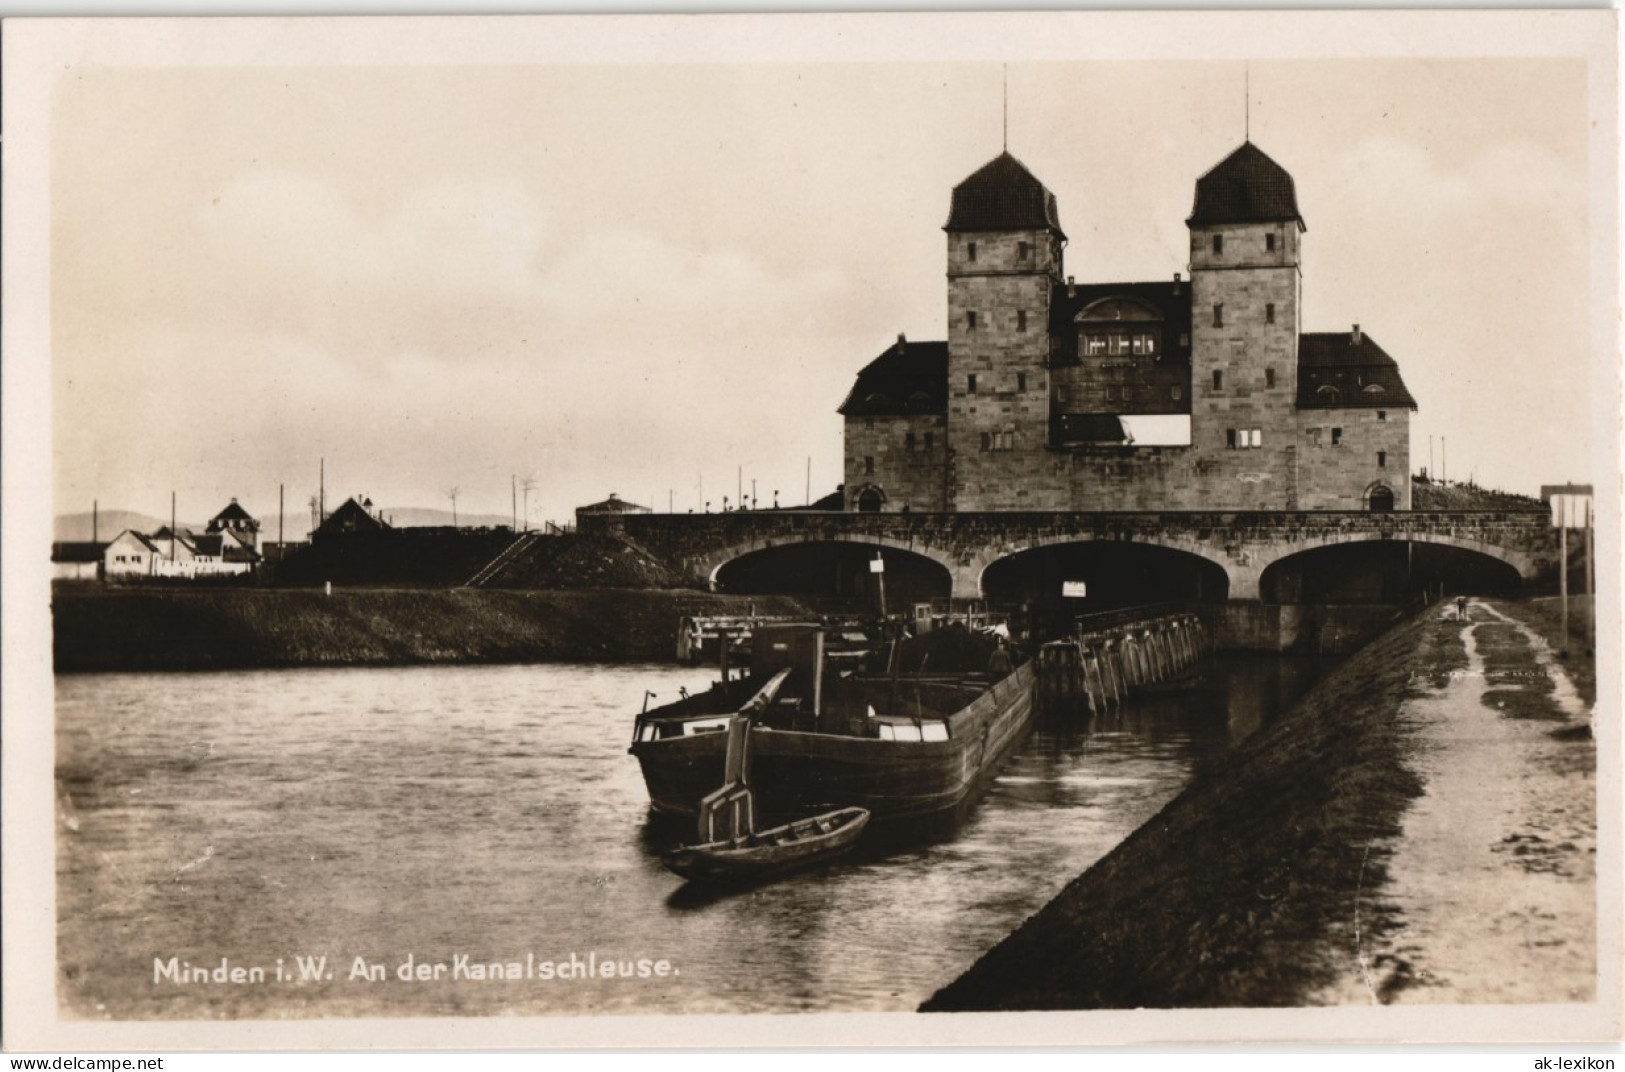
[630,624,1036,822]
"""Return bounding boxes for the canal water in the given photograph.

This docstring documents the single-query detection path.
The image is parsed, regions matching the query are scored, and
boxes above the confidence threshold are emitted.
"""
[55,654,1333,1019]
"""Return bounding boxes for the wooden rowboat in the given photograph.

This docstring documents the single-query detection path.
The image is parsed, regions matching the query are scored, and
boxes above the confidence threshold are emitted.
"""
[662,806,871,882]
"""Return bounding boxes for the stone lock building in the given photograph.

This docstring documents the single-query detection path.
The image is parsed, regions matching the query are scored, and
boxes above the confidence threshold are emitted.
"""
[840,141,1415,514]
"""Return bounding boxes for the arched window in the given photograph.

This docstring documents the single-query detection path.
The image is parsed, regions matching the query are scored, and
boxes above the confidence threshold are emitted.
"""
[856,487,885,513]
[1316,384,1341,403]
[1367,485,1395,512]
[1076,297,1163,361]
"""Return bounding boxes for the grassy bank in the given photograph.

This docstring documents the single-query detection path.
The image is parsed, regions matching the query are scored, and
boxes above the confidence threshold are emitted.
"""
[923,604,1466,1010]
[53,587,811,672]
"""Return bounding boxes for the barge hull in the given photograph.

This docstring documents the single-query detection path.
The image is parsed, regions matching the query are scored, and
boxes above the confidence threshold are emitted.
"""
[632,663,1036,821]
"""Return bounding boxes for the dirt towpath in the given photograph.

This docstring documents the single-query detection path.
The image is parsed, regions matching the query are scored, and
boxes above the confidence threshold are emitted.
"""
[1309,598,1595,1004]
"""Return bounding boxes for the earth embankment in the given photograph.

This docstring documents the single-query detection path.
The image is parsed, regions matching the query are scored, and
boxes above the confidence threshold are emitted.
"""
[52,587,810,672]
[923,598,1596,1010]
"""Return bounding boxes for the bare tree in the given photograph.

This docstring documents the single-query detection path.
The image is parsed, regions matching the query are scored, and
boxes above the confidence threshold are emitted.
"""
[444,486,460,529]
[520,475,537,532]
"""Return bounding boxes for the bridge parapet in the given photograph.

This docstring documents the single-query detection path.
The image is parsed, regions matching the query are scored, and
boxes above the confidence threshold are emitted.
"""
[584,509,1558,602]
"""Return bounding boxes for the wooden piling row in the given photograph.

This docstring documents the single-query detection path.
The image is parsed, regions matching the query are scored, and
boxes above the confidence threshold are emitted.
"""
[1037,613,1211,717]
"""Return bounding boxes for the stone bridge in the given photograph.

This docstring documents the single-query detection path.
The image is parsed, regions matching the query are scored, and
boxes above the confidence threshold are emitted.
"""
[580,509,1559,603]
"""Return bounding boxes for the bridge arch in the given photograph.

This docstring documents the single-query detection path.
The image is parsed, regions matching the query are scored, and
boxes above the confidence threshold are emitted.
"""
[971,533,1237,604]
[1257,531,1531,603]
[700,534,958,603]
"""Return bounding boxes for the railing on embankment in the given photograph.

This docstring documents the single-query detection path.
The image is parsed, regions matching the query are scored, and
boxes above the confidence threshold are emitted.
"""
[1037,611,1210,717]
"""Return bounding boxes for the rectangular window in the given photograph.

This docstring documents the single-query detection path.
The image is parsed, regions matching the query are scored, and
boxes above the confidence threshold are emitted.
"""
[905,431,916,451]
[1266,303,1275,325]
[1213,303,1224,328]
[1309,428,1322,447]
[980,432,991,452]
[1377,410,1387,421]
[1018,241,1031,260]
[864,417,874,430]
[1378,450,1387,468]
[1085,335,1108,356]
[1105,386,1117,402]
[1017,310,1027,332]
[1212,234,1223,255]
[1226,428,1237,449]
[864,456,874,475]
[1266,232,1276,252]
[1171,385,1183,400]
[924,431,934,450]
[968,374,977,393]
[966,311,977,330]
[1332,427,1343,446]
[1250,429,1263,448]
[1017,372,1027,392]
[1265,367,1276,388]
[1179,332,1190,347]
[967,241,977,262]
[1212,369,1224,390]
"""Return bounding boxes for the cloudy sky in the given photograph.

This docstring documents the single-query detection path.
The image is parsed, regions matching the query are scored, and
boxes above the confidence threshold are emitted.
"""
[28,14,1611,529]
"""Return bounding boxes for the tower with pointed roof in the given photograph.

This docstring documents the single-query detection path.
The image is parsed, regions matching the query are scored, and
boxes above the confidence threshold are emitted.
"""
[1187,141,1307,508]
[837,136,1415,518]
[941,152,1065,510]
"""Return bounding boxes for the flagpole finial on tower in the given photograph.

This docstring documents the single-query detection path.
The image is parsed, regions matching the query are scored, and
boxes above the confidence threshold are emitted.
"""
[1244,63,1251,141]
[1002,64,1008,151]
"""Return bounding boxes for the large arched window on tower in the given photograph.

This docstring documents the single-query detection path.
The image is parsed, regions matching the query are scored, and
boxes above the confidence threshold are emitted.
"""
[1076,297,1163,360]
[1367,484,1396,512]
[856,486,886,513]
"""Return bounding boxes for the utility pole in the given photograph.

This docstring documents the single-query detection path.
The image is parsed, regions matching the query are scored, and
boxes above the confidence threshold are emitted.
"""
[1559,495,1569,656]
[170,491,177,562]
[751,478,757,511]
[737,466,742,509]
[279,484,285,551]
[1441,437,1447,483]
[319,458,326,522]
[1586,496,1595,652]
[805,457,811,506]
[512,475,517,531]
[92,499,98,544]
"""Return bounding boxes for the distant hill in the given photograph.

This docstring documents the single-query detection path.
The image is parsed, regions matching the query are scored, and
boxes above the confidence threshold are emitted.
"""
[54,511,201,542]
[55,506,518,543]
[373,507,515,529]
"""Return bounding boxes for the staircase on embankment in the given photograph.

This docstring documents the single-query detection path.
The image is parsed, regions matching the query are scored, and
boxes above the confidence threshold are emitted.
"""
[464,531,545,587]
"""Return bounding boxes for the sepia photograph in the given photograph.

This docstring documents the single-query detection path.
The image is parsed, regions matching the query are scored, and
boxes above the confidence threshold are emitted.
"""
[3,9,1619,1051]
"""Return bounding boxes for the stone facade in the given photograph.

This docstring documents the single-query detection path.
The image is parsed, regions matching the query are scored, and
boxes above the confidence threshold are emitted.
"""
[844,412,949,512]
[584,508,1556,602]
[841,142,1416,515]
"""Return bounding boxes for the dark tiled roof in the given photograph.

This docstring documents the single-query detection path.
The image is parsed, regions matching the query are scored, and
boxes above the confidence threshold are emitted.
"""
[52,541,106,563]
[1188,142,1305,229]
[1049,280,1194,367]
[944,152,1065,238]
[1054,414,1129,445]
[211,499,254,522]
[579,495,650,514]
[838,339,949,417]
[1297,331,1417,409]
[191,534,225,557]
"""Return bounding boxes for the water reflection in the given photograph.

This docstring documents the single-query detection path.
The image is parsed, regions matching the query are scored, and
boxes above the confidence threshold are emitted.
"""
[56,652,1333,1019]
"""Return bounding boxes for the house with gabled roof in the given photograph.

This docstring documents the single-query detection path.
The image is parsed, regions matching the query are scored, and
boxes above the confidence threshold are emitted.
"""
[103,530,163,577]
[840,140,1415,514]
